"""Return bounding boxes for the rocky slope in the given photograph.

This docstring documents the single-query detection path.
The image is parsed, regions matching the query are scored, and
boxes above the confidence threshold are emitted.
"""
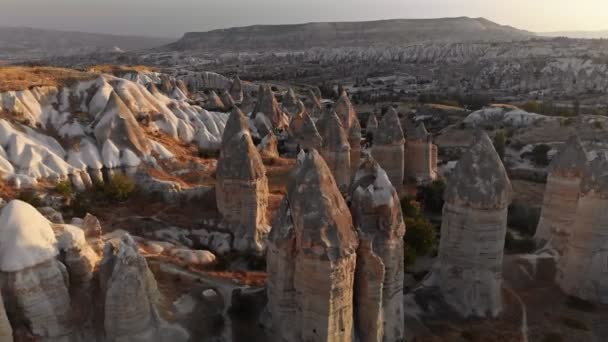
[167,17,532,52]
[0,68,231,189]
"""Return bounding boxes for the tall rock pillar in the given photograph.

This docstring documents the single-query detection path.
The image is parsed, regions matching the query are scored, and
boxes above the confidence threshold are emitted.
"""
[437,131,512,317]
[350,155,406,342]
[404,122,438,183]
[372,108,405,188]
[216,130,269,253]
[265,150,359,342]
[557,156,608,303]
[320,112,351,192]
[534,136,588,253]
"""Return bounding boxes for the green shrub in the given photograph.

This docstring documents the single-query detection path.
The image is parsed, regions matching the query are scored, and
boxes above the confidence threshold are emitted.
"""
[560,316,590,331]
[507,203,540,236]
[404,217,437,257]
[70,192,93,218]
[566,296,596,312]
[403,245,417,267]
[522,144,551,167]
[400,196,421,218]
[17,190,42,207]
[417,179,446,213]
[593,121,603,129]
[55,180,74,196]
[104,174,136,201]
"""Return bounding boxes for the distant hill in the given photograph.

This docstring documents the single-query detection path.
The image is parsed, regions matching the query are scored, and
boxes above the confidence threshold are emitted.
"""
[166,17,533,52]
[538,30,608,39]
[0,27,175,61]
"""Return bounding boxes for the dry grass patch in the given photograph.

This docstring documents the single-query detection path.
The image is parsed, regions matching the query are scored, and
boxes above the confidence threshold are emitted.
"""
[87,64,159,76]
[0,66,96,92]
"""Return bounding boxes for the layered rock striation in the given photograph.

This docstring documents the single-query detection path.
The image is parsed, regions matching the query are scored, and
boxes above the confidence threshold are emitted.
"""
[350,155,406,342]
[265,149,358,342]
[436,131,512,317]
[534,136,588,254]
[557,156,608,304]
[320,112,351,192]
[0,200,74,340]
[404,122,438,183]
[216,130,269,253]
[372,108,405,188]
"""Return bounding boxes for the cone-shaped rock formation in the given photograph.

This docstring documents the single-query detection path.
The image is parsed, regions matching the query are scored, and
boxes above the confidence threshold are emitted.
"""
[320,112,351,192]
[265,149,358,342]
[216,131,269,253]
[535,136,589,253]
[437,131,512,317]
[350,155,406,342]
[372,108,405,188]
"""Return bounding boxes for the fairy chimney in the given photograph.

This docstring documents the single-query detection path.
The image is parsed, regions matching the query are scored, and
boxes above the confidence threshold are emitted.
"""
[366,113,379,142]
[534,136,588,254]
[404,122,438,183]
[221,106,250,147]
[258,131,279,159]
[205,90,226,111]
[437,131,512,318]
[265,149,358,342]
[282,88,301,117]
[99,233,188,341]
[289,111,323,151]
[305,89,323,118]
[230,75,244,104]
[372,108,405,188]
[349,117,362,175]
[253,85,288,132]
[320,112,351,192]
[216,131,269,253]
[350,155,406,342]
[557,156,608,304]
[0,200,74,340]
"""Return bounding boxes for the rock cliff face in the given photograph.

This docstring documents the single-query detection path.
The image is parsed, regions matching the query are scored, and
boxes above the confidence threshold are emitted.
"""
[350,156,406,342]
[265,149,358,342]
[372,108,405,188]
[0,200,73,340]
[535,136,588,253]
[320,112,351,192]
[557,157,608,304]
[404,123,438,183]
[216,131,269,253]
[436,131,512,318]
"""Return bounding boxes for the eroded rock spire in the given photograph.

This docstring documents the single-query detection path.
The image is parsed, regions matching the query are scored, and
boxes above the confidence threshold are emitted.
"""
[436,131,512,317]
[372,107,405,188]
[265,149,358,342]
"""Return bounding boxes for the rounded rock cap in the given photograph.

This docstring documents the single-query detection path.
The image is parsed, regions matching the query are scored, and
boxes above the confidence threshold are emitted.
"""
[444,130,512,209]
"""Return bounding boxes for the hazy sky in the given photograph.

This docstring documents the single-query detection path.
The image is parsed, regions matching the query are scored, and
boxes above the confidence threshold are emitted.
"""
[0,0,606,37]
